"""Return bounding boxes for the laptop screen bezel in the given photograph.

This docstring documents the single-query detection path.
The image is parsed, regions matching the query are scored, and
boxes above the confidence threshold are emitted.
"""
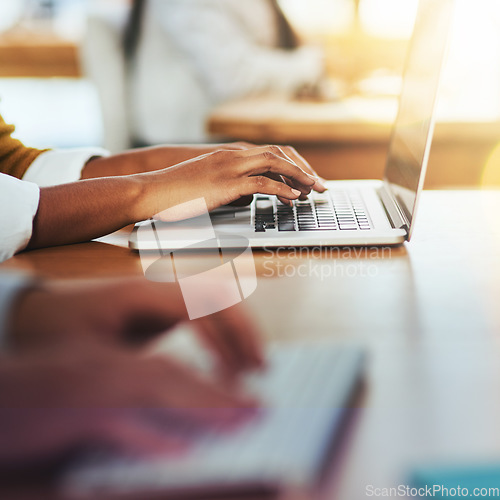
[382,0,455,241]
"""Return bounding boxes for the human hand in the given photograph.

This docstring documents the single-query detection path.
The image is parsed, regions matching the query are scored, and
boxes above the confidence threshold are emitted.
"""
[0,343,257,467]
[224,143,327,195]
[267,144,327,198]
[141,145,325,221]
[294,45,325,88]
[201,142,327,204]
[81,141,258,179]
[83,142,325,207]
[8,278,264,376]
[168,142,327,206]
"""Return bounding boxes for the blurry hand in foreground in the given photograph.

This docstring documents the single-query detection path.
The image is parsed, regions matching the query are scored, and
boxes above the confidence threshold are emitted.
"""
[0,342,258,468]
[8,278,264,377]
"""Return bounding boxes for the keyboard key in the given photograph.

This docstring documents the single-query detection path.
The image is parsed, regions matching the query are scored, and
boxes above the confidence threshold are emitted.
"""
[252,189,371,232]
[278,223,296,231]
[255,199,274,215]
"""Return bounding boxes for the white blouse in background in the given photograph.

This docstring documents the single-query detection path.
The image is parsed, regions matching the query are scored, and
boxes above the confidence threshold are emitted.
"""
[130,0,324,144]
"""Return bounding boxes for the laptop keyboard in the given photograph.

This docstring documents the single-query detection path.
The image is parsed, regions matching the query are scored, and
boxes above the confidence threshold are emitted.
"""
[62,342,364,496]
[254,191,372,233]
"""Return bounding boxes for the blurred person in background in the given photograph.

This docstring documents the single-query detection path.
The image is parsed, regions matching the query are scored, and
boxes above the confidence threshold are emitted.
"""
[122,0,325,145]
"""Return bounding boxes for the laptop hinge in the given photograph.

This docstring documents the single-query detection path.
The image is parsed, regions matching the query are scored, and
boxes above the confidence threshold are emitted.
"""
[377,184,410,235]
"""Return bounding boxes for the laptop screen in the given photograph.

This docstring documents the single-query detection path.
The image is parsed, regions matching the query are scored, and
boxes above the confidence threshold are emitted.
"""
[384,0,454,232]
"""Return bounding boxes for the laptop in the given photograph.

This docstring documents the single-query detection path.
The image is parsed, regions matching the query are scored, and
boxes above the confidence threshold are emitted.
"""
[61,332,365,499]
[129,0,455,251]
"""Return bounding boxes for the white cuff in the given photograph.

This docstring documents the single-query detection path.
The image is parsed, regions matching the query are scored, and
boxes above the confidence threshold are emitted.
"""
[22,148,110,187]
[0,175,40,262]
[0,272,39,351]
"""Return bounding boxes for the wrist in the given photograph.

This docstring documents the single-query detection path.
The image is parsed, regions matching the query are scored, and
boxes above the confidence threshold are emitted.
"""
[125,171,166,223]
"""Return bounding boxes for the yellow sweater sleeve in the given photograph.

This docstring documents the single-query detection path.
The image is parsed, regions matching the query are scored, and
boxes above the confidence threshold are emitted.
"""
[0,114,49,179]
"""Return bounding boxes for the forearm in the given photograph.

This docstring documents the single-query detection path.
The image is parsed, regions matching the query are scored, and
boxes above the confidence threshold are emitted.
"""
[25,144,319,251]
[27,175,156,250]
[81,145,231,179]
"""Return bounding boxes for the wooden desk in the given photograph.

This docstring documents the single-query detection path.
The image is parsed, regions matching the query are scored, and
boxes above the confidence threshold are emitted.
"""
[1,190,500,499]
[208,97,500,189]
[0,27,80,78]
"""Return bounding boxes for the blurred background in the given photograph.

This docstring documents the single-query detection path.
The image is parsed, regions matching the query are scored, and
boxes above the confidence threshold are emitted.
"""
[1,0,500,186]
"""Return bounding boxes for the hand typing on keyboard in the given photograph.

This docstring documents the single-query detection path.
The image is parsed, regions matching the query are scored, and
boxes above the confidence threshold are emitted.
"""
[62,342,365,497]
[1,278,266,471]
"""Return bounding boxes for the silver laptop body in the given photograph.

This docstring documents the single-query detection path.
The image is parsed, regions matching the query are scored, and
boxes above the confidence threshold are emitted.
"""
[129,0,454,252]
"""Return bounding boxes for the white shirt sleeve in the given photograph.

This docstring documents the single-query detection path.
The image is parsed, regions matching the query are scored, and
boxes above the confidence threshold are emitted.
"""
[0,174,40,263]
[22,147,110,187]
[0,272,38,351]
[153,0,324,102]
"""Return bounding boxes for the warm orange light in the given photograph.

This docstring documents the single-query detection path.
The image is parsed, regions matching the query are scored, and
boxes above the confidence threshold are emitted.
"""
[481,142,500,187]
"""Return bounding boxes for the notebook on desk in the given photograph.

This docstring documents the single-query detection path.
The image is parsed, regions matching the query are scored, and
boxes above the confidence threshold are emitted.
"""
[61,330,365,499]
[129,0,455,251]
